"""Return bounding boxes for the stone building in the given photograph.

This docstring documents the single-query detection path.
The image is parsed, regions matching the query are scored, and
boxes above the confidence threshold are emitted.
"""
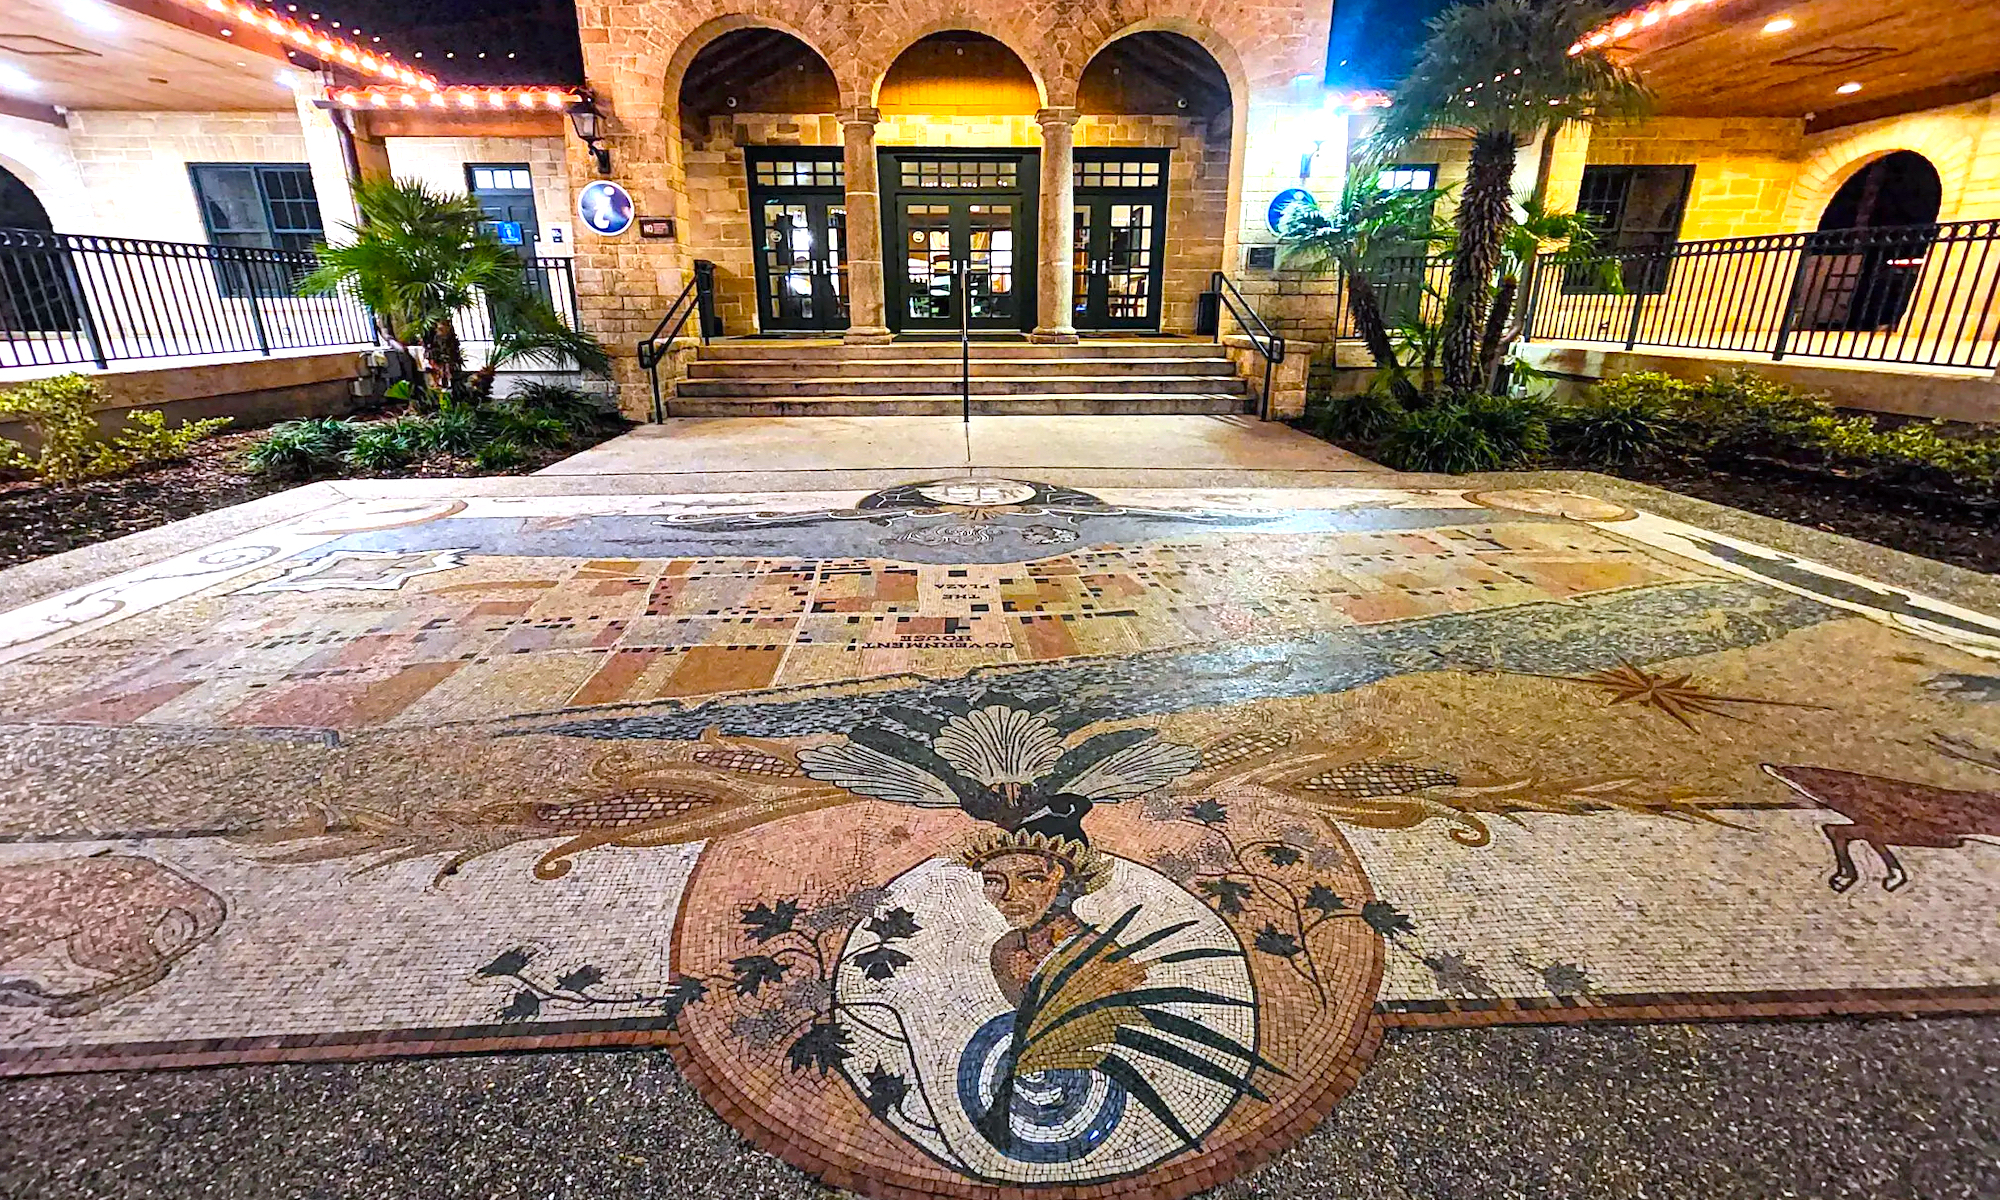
[4,0,2000,423]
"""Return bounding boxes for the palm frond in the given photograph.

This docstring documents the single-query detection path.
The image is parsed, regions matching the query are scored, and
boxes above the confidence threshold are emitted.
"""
[1367,0,1649,153]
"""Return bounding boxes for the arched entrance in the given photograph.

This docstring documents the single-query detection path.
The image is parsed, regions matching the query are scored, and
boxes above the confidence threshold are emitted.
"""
[0,163,55,231]
[1802,150,1943,332]
[877,32,1042,333]
[0,163,84,341]
[676,28,846,334]
[1074,32,1233,332]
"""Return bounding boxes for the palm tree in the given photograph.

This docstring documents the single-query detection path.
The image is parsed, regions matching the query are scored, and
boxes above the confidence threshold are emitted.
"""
[1479,196,1608,382]
[299,177,606,407]
[1277,171,1442,406]
[1370,0,1646,392]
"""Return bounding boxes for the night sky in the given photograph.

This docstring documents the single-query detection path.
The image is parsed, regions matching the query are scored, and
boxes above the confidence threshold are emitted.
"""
[1327,0,1458,90]
[295,0,1450,91]
[295,0,585,85]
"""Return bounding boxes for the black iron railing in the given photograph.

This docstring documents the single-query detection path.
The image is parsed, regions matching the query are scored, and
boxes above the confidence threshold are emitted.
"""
[1520,219,2000,371]
[0,227,375,369]
[452,256,581,345]
[636,260,716,422]
[1210,271,1285,418]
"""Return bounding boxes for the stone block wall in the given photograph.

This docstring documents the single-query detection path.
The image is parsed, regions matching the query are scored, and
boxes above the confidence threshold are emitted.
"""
[571,0,1335,412]
[680,113,841,335]
[62,111,317,244]
[1587,116,1805,240]
[0,113,92,229]
[1786,94,2000,227]
[383,135,574,255]
[1571,93,2000,241]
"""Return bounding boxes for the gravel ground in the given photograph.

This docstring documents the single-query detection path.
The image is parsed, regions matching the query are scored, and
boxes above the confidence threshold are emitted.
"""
[0,421,626,572]
[1600,458,2000,576]
[0,430,302,571]
[2,1018,1994,1200]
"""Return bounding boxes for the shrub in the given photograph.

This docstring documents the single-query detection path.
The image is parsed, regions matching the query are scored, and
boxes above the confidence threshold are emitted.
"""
[244,417,360,479]
[473,437,529,471]
[487,404,576,449]
[1549,388,1670,465]
[1376,393,1549,474]
[416,407,484,457]
[1460,390,1551,462]
[110,409,233,463]
[342,419,426,471]
[0,373,229,483]
[1310,389,1406,444]
[508,381,620,433]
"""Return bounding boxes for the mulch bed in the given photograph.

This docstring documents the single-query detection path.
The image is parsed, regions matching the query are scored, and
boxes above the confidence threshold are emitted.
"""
[0,422,621,573]
[1592,455,2000,576]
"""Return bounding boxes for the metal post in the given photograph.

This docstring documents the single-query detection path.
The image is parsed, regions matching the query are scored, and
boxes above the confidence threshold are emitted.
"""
[1519,255,1542,343]
[65,240,109,369]
[1772,239,1810,362]
[1622,271,1649,352]
[959,260,971,425]
[242,251,272,355]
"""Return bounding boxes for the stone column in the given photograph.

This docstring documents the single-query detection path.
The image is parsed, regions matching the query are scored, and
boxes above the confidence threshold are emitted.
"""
[1032,106,1079,344]
[841,107,893,344]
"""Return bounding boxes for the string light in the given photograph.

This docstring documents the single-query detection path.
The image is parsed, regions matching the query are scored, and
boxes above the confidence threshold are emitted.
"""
[170,0,438,89]
[332,85,583,111]
[1570,0,1721,55]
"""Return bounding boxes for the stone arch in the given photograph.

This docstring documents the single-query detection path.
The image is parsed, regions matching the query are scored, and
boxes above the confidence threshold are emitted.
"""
[1070,18,1253,313]
[1782,126,1975,232]
[1070,18,1252,116]
[0,148,87,233]
[662,13,857,114]
[866,20,1051,109]
[0,157,57,229]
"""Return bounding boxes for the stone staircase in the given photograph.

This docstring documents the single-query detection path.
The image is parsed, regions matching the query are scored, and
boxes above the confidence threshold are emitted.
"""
[667,339,1253,416]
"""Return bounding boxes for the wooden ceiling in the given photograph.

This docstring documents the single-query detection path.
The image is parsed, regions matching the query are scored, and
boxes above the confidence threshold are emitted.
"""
[0,0,296,111]
[1615,0,2000,130]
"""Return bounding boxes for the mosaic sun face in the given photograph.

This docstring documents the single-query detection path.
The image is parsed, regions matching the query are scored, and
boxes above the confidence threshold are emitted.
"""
[4,479,2000,1199]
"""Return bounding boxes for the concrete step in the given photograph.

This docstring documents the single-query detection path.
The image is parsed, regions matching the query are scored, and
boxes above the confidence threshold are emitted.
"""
[664,393,1253,417]
[695,340,1229,361]
[676,375,1249,398]
[685,357,1239,379]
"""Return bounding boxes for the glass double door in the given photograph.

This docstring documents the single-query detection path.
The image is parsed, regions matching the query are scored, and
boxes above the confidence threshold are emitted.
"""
[898,196,1022,331]
[1073,196,1164,330]
[753,195,848,331]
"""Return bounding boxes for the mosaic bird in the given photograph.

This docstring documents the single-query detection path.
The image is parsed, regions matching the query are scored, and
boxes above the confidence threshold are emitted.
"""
[796,696,1201,839]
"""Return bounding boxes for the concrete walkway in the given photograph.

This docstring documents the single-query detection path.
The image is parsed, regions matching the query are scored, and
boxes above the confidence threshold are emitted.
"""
[538,413,1378,487]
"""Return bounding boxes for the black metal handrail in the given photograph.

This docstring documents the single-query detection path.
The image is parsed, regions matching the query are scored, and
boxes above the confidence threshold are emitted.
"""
[636,260,715,423]
[1210,270,1286,419]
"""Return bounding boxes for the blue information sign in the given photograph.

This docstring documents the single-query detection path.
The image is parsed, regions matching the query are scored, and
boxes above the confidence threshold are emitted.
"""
[1267,187,1318,233]
[578,180,635,237]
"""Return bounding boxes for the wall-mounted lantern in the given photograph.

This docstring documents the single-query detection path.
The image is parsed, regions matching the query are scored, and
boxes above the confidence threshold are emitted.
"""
[567,98,612,176]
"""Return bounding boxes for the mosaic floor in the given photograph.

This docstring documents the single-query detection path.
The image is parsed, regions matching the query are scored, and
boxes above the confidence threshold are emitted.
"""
[4,478,1999,1199]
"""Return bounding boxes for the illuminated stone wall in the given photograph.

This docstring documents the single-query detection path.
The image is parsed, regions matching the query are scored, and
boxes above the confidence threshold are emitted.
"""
[568,0,1332,411]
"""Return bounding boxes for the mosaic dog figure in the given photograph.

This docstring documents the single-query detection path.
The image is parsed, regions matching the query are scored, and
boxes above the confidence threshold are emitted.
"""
[1762,764,2000,892]
[0,855,226,1016]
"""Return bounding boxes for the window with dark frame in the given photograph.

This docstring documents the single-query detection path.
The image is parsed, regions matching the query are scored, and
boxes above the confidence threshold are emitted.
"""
[188,163,325,298]
[1366,163,1440,325]
[1569,164,1694,294]
[466,163,540,249]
